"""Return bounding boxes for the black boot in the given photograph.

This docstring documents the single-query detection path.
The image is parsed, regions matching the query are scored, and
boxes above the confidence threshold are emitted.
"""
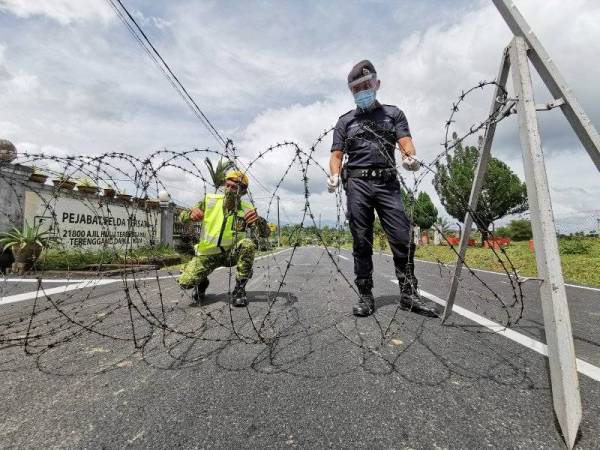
[397,271,438,317]
[353,277,375,317]
[231,278,249,307]
[190,279,209,306]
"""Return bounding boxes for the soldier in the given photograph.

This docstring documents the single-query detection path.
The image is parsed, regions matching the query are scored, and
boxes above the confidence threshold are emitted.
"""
[178,170,270,307]
[327,60,438,317]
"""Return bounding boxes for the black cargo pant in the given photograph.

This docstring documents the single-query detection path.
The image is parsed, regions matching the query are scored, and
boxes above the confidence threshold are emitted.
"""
[346,176,414,282]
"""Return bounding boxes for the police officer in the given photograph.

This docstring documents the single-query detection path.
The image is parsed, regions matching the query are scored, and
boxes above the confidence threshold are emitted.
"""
[327,60,438,317]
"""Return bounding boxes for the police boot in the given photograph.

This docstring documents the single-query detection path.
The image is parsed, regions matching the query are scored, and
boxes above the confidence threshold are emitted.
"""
[397,271,438,317]
[353,277,375,317]
[190,279,209,307]
[232,278,249,307]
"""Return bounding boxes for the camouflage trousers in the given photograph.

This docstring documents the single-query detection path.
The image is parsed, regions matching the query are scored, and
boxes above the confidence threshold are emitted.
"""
[177,238,256,289]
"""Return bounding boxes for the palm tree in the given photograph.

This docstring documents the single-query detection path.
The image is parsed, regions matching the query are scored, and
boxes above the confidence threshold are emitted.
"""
[204,157,234,192]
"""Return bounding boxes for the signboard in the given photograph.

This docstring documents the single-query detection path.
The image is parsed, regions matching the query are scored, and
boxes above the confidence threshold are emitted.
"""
[24,191,161,250]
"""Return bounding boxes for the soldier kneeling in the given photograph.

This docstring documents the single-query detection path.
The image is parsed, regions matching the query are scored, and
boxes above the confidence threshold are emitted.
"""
[177,170,270,307]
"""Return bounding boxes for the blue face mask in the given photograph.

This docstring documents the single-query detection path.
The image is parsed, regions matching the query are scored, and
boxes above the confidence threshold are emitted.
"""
[354,89,376,109]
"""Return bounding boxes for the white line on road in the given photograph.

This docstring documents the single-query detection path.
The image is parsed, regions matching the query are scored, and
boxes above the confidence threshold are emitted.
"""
[351,248,599,292]
[1,248,293,284]
[413,258,600,292]
[336,254,349,260]
[0,248,294,305]
[390,280,600,382]
[0,279,118,306]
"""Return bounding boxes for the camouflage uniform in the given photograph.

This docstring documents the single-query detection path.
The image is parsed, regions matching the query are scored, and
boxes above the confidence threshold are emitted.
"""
[177,196,270,290]
[178,238,256,289]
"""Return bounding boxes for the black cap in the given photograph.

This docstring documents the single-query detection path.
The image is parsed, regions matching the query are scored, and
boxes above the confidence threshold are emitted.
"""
[347,60,377,84]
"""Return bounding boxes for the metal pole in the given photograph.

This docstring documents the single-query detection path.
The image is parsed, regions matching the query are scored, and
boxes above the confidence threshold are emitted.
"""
[159,204,174,247]
[493,0,600,171]
[510,37,581,449]
[276,195,281,247]
[442,47,511,322]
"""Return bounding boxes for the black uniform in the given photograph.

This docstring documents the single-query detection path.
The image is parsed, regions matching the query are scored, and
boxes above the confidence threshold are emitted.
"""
[332,101,413,282]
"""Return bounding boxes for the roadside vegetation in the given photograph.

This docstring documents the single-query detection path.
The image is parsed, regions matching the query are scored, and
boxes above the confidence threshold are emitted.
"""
[36,245,185,271]
[411,237,600,287]
[277,223,600,287]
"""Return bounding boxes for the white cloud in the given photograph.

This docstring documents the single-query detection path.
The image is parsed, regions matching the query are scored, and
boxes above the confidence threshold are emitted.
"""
[0,0,113,25]
[232,0,600,222]
[0,0,598,226]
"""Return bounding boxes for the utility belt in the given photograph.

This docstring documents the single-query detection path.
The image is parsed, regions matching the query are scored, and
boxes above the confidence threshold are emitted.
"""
[341,166,396,189]
[348,166,396,179]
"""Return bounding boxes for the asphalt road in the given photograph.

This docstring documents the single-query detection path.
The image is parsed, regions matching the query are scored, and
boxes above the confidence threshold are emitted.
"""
[0,246,599,449]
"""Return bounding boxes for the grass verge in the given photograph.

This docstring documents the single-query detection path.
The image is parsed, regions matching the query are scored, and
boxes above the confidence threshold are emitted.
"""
[37,245,186,271]
[414,238,600,287]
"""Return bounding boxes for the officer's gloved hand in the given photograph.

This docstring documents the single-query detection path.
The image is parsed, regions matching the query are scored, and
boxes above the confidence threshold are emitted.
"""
[327,174,340,193]
[402,156,421,171]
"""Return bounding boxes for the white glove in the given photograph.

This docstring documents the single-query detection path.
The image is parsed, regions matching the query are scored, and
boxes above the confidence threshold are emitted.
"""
[327,174,340,193]
[402,156,421,171]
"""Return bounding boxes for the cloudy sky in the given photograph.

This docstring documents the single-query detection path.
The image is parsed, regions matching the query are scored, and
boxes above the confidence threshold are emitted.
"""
[1,0,599,228]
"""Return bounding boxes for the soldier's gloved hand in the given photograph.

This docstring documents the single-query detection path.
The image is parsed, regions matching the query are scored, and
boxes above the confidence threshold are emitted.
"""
[190,208,204,222]
[244,209,259,225]
[402,156,421,171]
[327,174,340,193]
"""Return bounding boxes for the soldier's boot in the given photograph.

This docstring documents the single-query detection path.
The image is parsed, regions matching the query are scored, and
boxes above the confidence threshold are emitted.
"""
[353,277,375,317]
[397,264,438,317]
[190,279,209,307]
[231,278,249,307]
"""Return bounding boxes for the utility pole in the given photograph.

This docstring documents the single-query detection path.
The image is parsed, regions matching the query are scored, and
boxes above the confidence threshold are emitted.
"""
[318,213,321,229]
[276,195,281,247]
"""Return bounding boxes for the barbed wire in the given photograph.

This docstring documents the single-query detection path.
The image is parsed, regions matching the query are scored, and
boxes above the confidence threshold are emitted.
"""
[0,79,535,372]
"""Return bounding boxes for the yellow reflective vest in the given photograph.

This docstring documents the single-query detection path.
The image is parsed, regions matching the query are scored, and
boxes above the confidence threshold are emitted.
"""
[194,193,254,256]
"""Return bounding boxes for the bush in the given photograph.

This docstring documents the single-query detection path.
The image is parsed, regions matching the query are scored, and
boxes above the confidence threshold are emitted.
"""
[495,226,510,237]
[494,219,532,241]
[559,238,588,255]
[508,219,532,241]
[37,245,181,270]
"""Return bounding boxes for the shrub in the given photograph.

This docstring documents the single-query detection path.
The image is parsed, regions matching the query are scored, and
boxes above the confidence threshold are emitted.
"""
[559,238,588,255]
[508,219,532,241]
[495,225,511,237]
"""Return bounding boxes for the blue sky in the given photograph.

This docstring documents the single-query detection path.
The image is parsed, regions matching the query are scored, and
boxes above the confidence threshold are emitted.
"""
[1,0,599,228]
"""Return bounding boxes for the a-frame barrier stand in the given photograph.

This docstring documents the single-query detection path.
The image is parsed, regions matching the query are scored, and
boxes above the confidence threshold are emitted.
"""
[442,1,600,448]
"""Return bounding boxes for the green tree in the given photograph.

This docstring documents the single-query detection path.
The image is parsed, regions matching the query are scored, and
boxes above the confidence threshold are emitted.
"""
[204,157,234,192]
[432,133,527,242]
[400,189,438,229]
[497,219,532,241]
[413,192,438,230]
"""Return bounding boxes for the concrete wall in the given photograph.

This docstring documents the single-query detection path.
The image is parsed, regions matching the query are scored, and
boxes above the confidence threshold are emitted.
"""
[0,162,175,247]
[0,163,31,234]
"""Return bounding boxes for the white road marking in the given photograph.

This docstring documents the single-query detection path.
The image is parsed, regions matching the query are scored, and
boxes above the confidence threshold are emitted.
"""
[0,248,294,305]
[390,279,600,382]
[413,258,600,292]
[1,249,293,283]
[0,279,118,306]
[336,254,349,260]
